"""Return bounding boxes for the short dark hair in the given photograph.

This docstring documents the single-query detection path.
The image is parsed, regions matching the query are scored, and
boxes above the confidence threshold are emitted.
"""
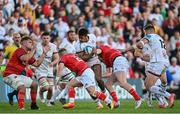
[42,32,50,36]
[67,30,75,35]
[21,36,32,43]
[58,48,67,56]
[144,24,155,32]
[78,28,88,36]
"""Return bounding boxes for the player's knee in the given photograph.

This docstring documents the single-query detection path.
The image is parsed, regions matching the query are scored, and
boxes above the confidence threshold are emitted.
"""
[18,85,26,92]
[31,81,38,89]
[118,82,127,88]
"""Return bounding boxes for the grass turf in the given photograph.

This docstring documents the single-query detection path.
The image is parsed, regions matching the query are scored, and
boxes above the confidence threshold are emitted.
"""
[0,100,180,113]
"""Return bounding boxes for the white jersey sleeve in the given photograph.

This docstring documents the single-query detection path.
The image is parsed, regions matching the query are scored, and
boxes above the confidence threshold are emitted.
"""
[35,42,58,70]
[143,34,169,63]
[75,34,96,53]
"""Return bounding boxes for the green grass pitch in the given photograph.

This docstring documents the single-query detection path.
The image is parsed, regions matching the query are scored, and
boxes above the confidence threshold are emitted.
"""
[0,100,180,114]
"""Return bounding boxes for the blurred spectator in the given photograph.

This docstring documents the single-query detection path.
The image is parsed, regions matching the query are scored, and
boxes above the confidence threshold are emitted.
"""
[169,57,180,86]
[66,0,81,16]
[54,17,69,40]
[170,29,180,52]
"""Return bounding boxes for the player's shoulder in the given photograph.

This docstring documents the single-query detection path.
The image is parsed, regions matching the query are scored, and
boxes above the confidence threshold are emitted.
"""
[88,34,96,41]
[49,42,57,49]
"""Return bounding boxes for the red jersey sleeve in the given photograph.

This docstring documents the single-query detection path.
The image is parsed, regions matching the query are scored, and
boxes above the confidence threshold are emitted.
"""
[28,57,36,64]
[16,48,26,59]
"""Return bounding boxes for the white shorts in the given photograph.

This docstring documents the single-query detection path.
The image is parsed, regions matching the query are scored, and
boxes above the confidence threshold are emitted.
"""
[145,62,169,76]
[113,56,129,73]
[35,67,54,80]
[3,74,33,90]
[76,68,96,88]
[87,56,101,67]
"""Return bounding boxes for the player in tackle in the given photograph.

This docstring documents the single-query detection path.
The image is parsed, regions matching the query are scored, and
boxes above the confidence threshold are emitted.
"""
[57,48,114,109]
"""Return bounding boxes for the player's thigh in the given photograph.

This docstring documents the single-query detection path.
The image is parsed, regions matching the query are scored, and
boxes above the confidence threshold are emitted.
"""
[105,75,116,92]
[145,73,159,90]
[86,85,96,96]
[39,77,49,89]
[47,77,54,87]
[114,71,128,84]
[91,64,102,78]
[105,75,116,87]
[67,78,83,88]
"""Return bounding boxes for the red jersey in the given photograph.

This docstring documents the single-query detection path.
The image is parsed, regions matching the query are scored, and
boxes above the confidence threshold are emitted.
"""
[60,54,88,76]
[3,48,35,77]
[99,45,122,67]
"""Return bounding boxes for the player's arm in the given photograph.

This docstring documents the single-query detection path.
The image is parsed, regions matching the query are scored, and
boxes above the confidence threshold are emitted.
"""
[20,49,36,62]
[32,46,50,67]
[76,48,95,61]
[57,62,64,80]
[49,52,59,67]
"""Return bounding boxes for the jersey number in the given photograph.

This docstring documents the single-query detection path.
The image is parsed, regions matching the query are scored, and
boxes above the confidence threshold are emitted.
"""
[159,39,166,49]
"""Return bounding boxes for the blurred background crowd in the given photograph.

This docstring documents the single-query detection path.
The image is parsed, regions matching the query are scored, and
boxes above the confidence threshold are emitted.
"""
[0,0,179,90]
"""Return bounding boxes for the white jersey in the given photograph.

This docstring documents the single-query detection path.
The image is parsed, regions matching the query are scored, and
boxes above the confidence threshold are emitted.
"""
[75,34,96,53]
[143,34,169,63]
[75,34,100,67]
[35,42,58,71]
[60,39,76,54]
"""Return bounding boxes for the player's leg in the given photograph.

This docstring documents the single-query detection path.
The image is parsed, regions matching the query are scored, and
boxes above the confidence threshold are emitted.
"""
[78,68,114,109]
[7,90,18,105]
[29,81,39,109]
[146,72,175,108]
[38,77,49,103]
[105,74,119,108]
[46,77,54,106]
[113,56,142,109]
[50,83,66,105]
[91,64,105,92]
[62,78,82,109]
[57,72,76,105]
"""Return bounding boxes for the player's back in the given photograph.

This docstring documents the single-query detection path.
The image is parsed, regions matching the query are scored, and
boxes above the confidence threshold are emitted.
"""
[100,45,121,67]
[61,54,88,76]
[144,34,169,63]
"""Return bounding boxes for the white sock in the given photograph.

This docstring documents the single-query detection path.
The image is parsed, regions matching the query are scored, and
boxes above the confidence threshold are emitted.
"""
[149,86,170,98]
[60,89,67,99]
[51,88,61,102]
[154,94,164,105]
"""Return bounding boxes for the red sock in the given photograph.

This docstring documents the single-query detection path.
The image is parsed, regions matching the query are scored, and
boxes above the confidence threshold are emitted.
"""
[129,88,140,101]
[30,90,37,103]
[68,88,75,98]
[18,91,25,108]
[110,91,118,102]
[96,91,106,101]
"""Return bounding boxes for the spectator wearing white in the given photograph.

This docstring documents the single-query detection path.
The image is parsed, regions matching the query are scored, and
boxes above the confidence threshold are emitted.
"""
[15,17,29,35]
[66,0,81,16]
[3,0,14,19]
[170,29,180,51]
[105,36,116,49]
[149,6,164,27]
[169,57,180,86]
[4,16,18,32]
[54,17,69,40]
[110,0,120,15]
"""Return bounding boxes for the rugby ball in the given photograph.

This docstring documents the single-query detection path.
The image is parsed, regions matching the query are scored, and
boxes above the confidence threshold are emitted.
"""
[84,45,93,54]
